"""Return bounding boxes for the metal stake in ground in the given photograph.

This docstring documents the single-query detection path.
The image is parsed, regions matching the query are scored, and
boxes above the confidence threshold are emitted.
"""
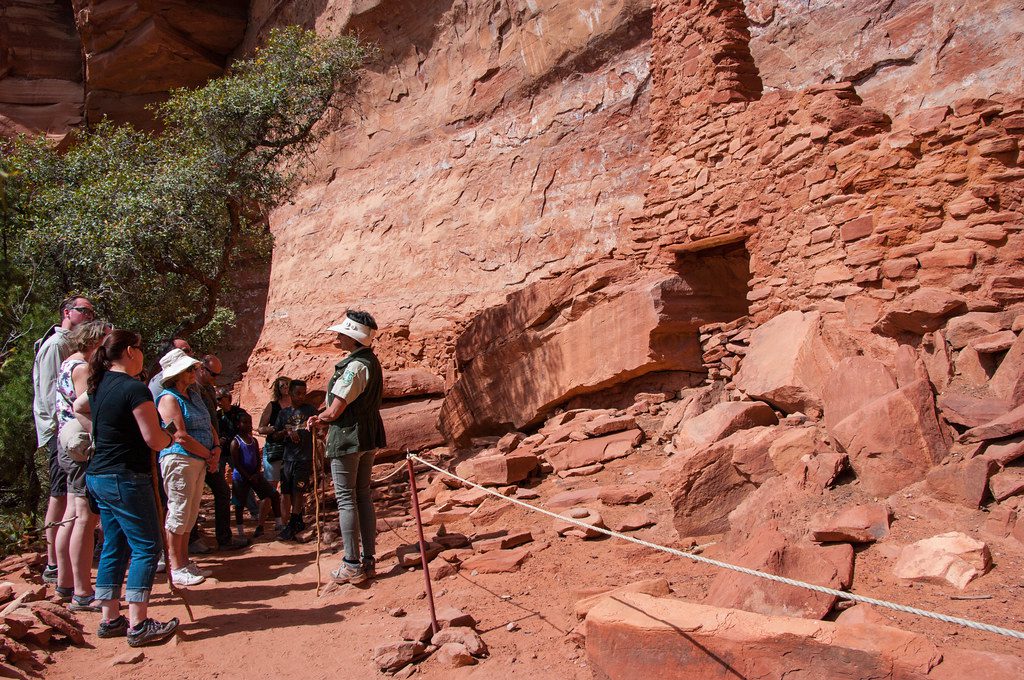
[149,450,195,623]
[406,455,439,635]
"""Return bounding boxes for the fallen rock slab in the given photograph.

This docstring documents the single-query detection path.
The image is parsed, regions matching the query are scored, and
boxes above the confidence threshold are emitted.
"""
[666,427,776,536]
[810,503,890,543]
[608,509,656,532]
[553,507,605,538]
[925,458,996,508]
[937,393,1010,429]
[989,467,1024,501]
[872,287,967,336]
[573,578,670,619]
[704,526,853,619]
[672,401,777,452]
[893,532,991,589]
[373,641,425,672]
[586,593,944,680]
[473,530,533,553]
[547,484,651,509]
[454,450,539,486]
[961,403,1024,443]
[831,379,949,496]
[732,310,836,416]
[431,627,487,656]
[546,429,643,472]
[461,547,531,574]
[436,642,476,667]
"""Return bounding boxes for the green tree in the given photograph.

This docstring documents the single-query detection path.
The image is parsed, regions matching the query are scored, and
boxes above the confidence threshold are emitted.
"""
[0,26,371,520]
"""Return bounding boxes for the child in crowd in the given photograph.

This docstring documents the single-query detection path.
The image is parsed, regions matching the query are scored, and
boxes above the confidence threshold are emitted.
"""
[230,412,283,538]
[276,380,316,541]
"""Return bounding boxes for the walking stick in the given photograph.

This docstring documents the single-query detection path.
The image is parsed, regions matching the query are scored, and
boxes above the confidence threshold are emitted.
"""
[149,450,196,623]
[311,432,323,595]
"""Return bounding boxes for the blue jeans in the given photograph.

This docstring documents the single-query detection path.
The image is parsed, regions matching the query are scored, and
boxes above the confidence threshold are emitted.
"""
[86,473,161,603]
[330,451,376,565]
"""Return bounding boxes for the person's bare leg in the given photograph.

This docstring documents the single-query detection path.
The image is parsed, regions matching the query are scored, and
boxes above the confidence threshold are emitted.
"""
[70,496,98,596]
[166,530,188,571]
[258,498,270,527]
[44,495,67,567]
[101,599,121,622]
[127,602,148,628]
[281,493,291,520]
[55,498,75,591]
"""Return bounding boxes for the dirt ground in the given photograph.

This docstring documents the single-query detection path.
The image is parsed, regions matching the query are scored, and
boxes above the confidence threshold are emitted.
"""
[44,441,1024,678]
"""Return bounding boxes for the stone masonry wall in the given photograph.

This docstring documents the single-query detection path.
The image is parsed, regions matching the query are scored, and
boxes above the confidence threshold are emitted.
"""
[638,0,1024,337]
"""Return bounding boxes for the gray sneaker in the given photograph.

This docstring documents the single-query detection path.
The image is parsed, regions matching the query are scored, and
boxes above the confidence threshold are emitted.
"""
[330,561,366,585]
[127,617,179,647]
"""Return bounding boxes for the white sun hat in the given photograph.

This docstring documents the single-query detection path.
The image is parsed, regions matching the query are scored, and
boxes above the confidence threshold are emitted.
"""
[327,316,376,345]
[159,348,202,382]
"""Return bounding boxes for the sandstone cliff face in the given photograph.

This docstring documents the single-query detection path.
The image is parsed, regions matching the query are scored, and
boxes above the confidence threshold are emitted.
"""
[235,0,653,418]
[745,0,1024,119]
[0,0,248,135]
[0,0,83,139]
[234,0,1024,448]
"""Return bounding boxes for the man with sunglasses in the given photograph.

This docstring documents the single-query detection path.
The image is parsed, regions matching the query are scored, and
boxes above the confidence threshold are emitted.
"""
[32,295,95,584]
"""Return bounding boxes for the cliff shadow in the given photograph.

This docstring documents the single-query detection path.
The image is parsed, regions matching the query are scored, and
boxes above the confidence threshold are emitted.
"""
[218,256,271,387]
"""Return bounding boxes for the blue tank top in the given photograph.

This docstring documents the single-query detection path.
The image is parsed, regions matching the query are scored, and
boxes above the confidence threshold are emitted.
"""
[157,387,215,460]
[232,435,261,483]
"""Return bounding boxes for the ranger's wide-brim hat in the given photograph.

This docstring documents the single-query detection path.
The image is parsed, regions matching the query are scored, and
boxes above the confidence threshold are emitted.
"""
[327,317,376,345]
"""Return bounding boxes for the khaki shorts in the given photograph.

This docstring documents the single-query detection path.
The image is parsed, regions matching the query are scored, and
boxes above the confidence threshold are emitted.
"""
[160,454,206,535]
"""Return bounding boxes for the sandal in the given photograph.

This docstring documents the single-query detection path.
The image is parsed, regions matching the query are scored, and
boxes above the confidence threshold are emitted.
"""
[69,594,102,613]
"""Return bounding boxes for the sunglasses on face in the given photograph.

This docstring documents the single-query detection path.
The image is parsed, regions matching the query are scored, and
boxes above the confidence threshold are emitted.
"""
[72,306,96,317]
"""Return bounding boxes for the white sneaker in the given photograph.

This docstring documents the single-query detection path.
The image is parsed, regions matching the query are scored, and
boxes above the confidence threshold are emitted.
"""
[171,567,205,587]
[156,555,166,574]
[186,560,212,577]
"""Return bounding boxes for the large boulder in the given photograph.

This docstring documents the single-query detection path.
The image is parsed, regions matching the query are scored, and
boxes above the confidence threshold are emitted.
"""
[672,401,778,452]
[810,503,890,544]
[961,403,1024,443]
[585,593,950,680]
[821,357,897,431]
[872,288,967,336]
[665,427,777,537]
[438,269,713,444]
[990,331,1024,408]
[704,525,853,619]
[893,532,991,589]
[383,368,445,399]
[546,429,644,472]
[454,450,539,486]
[831,380,950,496]
[381,398,444,452]
[733,311,837,416]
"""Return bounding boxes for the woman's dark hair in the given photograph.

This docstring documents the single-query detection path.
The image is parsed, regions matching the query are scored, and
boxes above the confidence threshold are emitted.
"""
[88,330,141,394]
[271,376,292,401]
[346,310,377,330]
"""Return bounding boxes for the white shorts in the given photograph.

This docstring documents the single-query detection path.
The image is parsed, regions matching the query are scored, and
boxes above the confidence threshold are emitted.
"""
[160,454,206,535]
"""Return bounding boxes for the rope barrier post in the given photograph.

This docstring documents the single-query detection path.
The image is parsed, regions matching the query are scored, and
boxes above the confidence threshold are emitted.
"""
[406,456,439,636]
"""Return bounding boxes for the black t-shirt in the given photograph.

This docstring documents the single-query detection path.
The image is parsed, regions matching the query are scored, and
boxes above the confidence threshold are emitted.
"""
[276,404,315,463]
[87,371,154,476]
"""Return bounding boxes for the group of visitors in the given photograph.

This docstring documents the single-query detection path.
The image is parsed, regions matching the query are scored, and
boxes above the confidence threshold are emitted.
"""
[31,299,387,648]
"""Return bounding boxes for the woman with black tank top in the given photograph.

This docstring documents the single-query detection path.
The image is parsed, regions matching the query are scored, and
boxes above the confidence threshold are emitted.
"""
[257,376,291,515]
[77,330,191,648]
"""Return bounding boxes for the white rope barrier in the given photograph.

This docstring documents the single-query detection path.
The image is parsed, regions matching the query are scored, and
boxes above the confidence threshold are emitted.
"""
[408,453,1024,641]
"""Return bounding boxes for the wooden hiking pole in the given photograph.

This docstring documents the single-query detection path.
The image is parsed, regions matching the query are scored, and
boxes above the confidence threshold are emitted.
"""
[311,431,323,595]
[149,450,195,623]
